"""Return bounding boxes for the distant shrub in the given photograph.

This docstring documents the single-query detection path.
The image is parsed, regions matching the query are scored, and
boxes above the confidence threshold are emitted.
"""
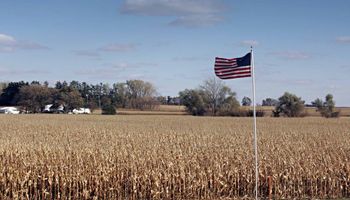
[272,110,280,117]
[330,111,340,118]
[220,109,265,117]
[312,94,339,118]
[273,109,307,118]
[247,110,265,117]
[102,105,117,115]
[299,111,308,118]
[274,92,305,117]
[179,89,206,116]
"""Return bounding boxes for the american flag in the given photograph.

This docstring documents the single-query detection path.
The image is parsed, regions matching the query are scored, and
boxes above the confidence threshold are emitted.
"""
[214,53,252,79]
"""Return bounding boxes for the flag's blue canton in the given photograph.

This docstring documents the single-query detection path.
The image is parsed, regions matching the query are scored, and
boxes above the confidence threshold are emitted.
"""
[236,53,251,67]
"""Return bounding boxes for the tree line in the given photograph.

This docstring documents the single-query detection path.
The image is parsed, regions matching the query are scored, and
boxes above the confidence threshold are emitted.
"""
[178,78,339,118]
[0,78,340,117]
[0,80,160,114]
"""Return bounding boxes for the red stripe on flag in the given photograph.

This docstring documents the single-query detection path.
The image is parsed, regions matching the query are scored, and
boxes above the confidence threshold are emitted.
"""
[216,70,251,77]
[215,57,236,61]
[215,66,251,73]
[220,74,252,79]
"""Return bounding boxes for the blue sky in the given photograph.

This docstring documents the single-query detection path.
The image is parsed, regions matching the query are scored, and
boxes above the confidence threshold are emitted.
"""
[1,0,349,106]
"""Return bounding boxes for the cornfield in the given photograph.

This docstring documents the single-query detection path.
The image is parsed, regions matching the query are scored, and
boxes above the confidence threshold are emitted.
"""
[0,115,349,199]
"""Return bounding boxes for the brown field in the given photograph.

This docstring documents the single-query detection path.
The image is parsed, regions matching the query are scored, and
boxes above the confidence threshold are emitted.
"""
[0,115,349,199]
[116,105,350,117]
[242,106,350,117]
[117,105,187,116]
[304,107,350,117]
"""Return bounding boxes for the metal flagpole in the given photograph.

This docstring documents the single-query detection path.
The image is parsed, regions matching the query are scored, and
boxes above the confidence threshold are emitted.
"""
[251,46,258,200]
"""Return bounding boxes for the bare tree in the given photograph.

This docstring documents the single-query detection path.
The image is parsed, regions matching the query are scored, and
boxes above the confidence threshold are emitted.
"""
[0,82,8,94]
[200,77,237,115]
[126,80,159,110]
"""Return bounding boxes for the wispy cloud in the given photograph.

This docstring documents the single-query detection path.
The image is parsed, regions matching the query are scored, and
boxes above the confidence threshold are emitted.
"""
[255,63,281,78]
[108,62,157,69]
[0,34,16,44]
[169,14,224,27]
[0,67,49,75]
[0,33,49,52]
[336,36,350,44]
[74,43,138,58]
[267,78,314,86]
[152,41,171,47]
[120,0,229,27]
[74,50,100,58]
[77,68,119,76]
[172,56,205,62]
[240,40,259,47]
[269,51,311,60]
[76,62,157,79]
[291,79,313,85]
[99,43,137,52]
[340,65,350,72]
[75,66,149,80]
